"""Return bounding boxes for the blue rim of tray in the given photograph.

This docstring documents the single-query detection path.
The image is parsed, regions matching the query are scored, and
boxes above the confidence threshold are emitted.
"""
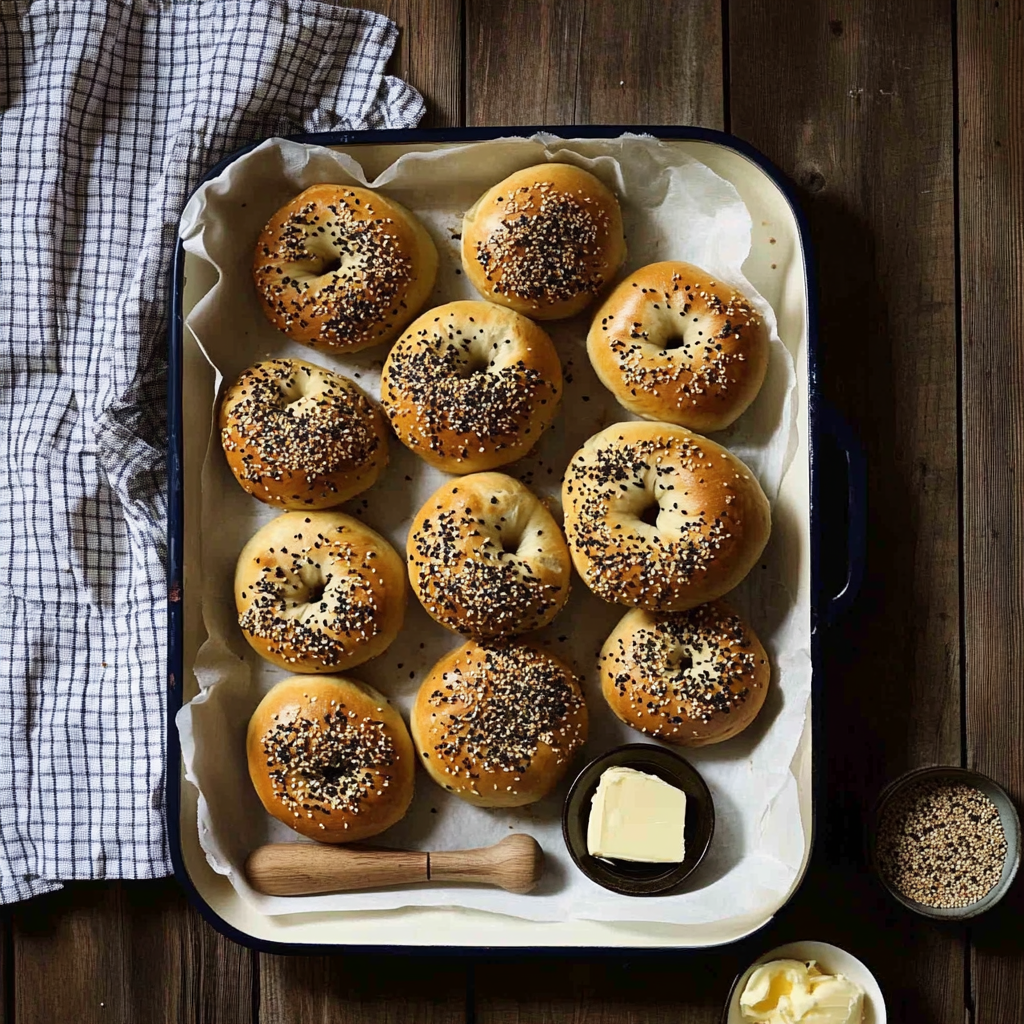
[166,124,848,956]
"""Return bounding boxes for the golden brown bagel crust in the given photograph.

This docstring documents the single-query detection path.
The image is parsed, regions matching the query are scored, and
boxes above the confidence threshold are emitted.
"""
[380,300,562,473]
[252,184,438,353]
[411,641,588,807]
[247,675,414,842]
[219,358,388,508]
[461,163,626,320]
[587,262,769,432]
[599,602,770,746]
[407,472,571,638]
[235,511,406,673]
[561,421,771,611]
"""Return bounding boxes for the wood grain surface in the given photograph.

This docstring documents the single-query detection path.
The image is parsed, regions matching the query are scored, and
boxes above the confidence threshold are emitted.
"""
[11,882,253,1024]
[466,0,723,128]
[467,2,728,1019]
[360,0,463,126]
[259,957,465,1024]
[730,2,966,1021]
[7,2,1022,1022]
[1,909,7,1024]
[959,1,1024,1022]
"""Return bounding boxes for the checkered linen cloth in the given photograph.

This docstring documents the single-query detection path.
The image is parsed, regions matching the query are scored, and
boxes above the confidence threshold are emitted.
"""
[0,0,423,904]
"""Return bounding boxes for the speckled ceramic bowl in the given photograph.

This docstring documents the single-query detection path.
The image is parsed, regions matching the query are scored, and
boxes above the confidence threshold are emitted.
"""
[722,940,886,1024]
[867,765,1021,921]
[561,743,714,896]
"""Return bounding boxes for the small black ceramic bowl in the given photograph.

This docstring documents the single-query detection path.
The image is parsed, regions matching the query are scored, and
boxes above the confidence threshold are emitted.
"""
[867,765,1021,921]
[562,743,715,896]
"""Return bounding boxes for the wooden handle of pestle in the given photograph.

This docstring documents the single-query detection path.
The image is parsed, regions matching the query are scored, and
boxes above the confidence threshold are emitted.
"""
[245,834,544,896]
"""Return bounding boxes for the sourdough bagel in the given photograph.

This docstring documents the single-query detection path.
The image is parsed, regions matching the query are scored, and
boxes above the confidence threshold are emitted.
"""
[600,602,770,746]
[219,358,387,508]
[252,184,438,353]
[380,300,562,473]
[247,675,415,842]
[411,640,588,807]
[561,421,771,611]
[235,511,406,672]
[407,472,571,638]
[587,262,769,431]
[461,163,626,320]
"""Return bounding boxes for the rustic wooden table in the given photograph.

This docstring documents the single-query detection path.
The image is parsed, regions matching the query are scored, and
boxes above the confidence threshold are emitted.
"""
[5,1,1022,1021]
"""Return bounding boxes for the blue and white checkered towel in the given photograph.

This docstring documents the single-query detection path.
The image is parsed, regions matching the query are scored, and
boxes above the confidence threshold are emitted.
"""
[0,0,423,904]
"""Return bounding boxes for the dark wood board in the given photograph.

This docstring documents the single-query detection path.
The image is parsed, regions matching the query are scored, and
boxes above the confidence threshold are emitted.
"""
[466,0,723,128]
[360,0,464,127]
[259,958,466,1024]
[728,0,966,1021]
[474,957,740,1024]
[466,2,725,1019]
[10,881,253,1024]
[252,2,469,1019]
[1,909,7,1024]
[959,0,1024,1021]
[5,1,1022,1021]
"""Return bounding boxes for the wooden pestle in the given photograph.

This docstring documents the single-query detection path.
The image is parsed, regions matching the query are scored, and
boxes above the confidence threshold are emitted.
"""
[245,833,544,896]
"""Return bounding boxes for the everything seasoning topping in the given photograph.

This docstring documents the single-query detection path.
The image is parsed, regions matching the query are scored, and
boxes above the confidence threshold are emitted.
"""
[603,606,760,737]
[383,313,554,461]
[261,701,396,824]
[222,361,380,495]
[476,181,610,305]
[600,271,762,408]
[410,495,561,637]
[876,780,1008,908]
[239,528,382,667]
[564,434,741,604]
[427,645,585,784]
[254,191,413,348]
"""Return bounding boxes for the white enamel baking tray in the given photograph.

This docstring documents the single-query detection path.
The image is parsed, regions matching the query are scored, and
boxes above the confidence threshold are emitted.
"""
[167,126,857,952]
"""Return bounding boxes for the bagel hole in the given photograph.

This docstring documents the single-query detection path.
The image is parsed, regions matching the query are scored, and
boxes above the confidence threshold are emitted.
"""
[638,501,661,528]
[320,762,352,785]
[320,256,342,276]
[305,581,326,605]
[458,352,490,377]
[661,334,687,353]
[500,533,520,554]
[671,652,694,673]
[275,380,302,406]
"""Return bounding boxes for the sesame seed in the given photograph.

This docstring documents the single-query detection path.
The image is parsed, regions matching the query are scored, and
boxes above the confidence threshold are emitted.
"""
[876,780,1008,908]
[424,643,586,779]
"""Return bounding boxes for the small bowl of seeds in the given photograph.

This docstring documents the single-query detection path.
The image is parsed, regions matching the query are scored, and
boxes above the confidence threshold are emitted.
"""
[868,765,1021,920]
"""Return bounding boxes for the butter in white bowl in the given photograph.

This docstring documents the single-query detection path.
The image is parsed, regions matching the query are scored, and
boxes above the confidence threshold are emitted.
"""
[739,959,864,1023]
[586,766,686,863]
[726,941,885,1024]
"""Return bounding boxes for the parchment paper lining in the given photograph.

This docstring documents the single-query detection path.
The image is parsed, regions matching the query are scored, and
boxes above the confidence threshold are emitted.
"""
[175,134,810,925]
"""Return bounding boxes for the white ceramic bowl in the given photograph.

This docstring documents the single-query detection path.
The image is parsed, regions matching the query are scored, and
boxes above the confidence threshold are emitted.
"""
[722,940,886,1024]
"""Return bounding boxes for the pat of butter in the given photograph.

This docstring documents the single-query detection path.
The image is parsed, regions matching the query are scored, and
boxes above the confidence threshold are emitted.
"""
[739,959,864,1024]
[586,766,686,863]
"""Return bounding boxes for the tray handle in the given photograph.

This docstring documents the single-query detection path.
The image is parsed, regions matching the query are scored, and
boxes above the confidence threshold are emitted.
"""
[816,401,867,625]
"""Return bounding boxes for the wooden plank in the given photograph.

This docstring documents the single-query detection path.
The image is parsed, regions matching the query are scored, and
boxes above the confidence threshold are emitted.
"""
[11,6,462,1023]
[466,2,724,1019]
[9,5,460,1024]
[730,0,964,1019]
[360,0,463,127]
[11,880,254,1024]
[1,907,8,1024]
[475,956,740,1024]
[958,0,1024,1020]
[253,0,470,1019]
[259,956,465,1024]
[466,0,723,128]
